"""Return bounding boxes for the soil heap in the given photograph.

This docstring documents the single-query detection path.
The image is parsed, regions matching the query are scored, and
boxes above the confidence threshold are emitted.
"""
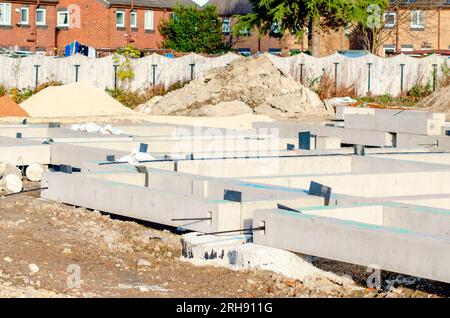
[136,55,333,119]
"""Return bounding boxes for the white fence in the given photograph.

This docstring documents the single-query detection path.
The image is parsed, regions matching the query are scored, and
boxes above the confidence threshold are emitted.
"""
[0,52,448,97]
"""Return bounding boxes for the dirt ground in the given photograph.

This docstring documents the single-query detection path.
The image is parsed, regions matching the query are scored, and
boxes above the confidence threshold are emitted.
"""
[0,182,447,298]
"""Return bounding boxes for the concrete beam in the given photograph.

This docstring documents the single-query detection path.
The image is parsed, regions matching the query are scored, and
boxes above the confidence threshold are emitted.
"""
[41,172,242,233]
[253,208,450,283]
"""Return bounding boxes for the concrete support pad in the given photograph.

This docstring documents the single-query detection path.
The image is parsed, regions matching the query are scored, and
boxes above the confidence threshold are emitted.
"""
[181,233,355,283]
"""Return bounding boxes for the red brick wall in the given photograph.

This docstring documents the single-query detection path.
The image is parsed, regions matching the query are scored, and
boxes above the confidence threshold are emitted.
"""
[55,0,172,54]
[0,2,57,54]
[0,1,173,55]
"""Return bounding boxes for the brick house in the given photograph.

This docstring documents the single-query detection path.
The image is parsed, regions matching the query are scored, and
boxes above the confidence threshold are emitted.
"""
[204,0,350,56]
[376,0,450,56]
[205,0,450,57]
[0,0,196,56]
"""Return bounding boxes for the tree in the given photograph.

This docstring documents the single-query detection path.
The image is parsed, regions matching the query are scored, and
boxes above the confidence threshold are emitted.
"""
[159,5,230,54]
[351,0,441,55]
[233,0,388,57]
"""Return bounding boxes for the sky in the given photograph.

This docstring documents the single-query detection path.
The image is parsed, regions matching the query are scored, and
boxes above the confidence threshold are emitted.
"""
[192,0,209,5]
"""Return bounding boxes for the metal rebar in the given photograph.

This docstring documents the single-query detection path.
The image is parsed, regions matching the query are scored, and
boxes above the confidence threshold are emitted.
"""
[171,217,212,222]
[1,187,48,198]
[196,226,265,237]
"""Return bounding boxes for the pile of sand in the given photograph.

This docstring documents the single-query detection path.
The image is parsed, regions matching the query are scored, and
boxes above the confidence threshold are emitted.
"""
[136,55,333,119]
[0,95,29,117]
[21,82,134,118]
[416,86,450,118]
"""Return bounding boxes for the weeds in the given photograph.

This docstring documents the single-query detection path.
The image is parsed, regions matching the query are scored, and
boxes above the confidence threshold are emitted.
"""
[0,81,63,103]
[314,71,358,100]
[34,81,62,94]
[106,80,189,109]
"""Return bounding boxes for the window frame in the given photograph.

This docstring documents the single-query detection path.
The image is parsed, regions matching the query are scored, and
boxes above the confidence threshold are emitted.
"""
[411,10,425,29]
[57,10,69,27]
[20,7,29,25]
[130,11,137,28]
[383,12,396,28]
[0,3,12,26]
[116,10,125,28]
[36,8,46,26]
[144,10,154,30]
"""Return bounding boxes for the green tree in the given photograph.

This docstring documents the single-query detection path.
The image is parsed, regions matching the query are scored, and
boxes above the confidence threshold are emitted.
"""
[233,0,388,57]
[159,5,230,54]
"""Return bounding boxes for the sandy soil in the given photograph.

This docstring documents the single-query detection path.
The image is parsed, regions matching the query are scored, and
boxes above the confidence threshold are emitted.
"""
[0,113,278,130]
[0,182,446,298]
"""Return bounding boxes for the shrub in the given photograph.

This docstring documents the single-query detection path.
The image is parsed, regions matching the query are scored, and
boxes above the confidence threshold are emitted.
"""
[407,81,432,98]
[113,45,142,89]
[9,87,34,104]
[0,85,6,97]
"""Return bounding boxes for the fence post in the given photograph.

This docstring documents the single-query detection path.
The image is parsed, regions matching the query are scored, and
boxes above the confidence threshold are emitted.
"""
[299,63,304,85]
[74,64,80,82]
[400,63,405,94]
[432,64,438,91]
[189,63,195,80]
[333,62,339,95]
[152,64,157,86]
[367,63,372,95]
[33,65,40,88]
[113,64,119,90]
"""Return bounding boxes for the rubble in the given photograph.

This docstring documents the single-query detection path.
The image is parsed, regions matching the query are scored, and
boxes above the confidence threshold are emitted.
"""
[137,55,333,119]
[416,85,450,119]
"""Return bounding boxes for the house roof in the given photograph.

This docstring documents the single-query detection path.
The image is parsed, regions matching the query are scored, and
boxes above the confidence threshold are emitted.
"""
[203,0,253,15]
[392,0,450,7]
[105,0,198,9]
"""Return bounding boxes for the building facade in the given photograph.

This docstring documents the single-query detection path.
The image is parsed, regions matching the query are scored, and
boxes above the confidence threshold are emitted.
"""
[0,0,195,56]
[379,1,450,56]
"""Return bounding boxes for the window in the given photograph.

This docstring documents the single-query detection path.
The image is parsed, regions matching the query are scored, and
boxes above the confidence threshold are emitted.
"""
[411,10,424,29]
[268,48,282,55]
[0,3,11,25]
[384,12,396,28]
[116,10,125,27]
[383,44,395,56]
[238,48,251,57]
[401,44,414,52]
[130,11,137,28]
[144,10,154,30]
[222,18,230,34]
[239,27,250,36]
[57,11,69,27]
[36,8,46,26]
[270,22,281,35]
[20,7,29,25]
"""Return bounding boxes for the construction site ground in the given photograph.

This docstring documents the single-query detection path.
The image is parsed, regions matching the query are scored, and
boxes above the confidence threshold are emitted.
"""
[0,181,447,298]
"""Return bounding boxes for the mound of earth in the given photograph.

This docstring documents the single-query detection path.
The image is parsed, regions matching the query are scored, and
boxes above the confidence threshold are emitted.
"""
[0,95,29,117]
[416,86,450,118]
[136,55,333,119]
[21,82,134,118]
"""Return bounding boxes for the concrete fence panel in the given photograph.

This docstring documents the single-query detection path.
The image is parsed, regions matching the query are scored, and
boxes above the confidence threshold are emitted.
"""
[0,52,447,97]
